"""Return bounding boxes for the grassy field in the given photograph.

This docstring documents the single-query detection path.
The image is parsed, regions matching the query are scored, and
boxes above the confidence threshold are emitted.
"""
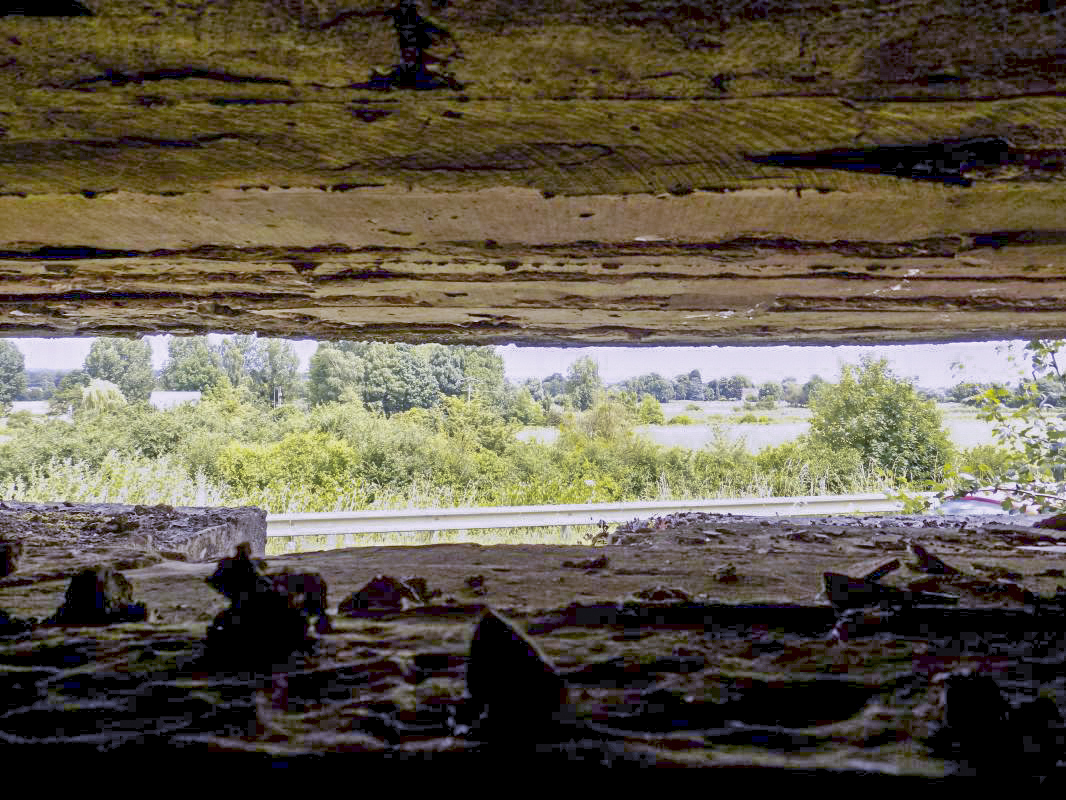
[518,400,1000,452]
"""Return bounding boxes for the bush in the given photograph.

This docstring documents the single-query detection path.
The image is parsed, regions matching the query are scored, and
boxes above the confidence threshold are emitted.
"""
[667,414,695,425]
[953,444,1022,485]
[808,357,953,483]
[735,412,771,424]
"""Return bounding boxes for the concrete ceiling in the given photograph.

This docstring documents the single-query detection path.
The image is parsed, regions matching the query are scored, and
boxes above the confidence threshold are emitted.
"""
[2,1,1065,345]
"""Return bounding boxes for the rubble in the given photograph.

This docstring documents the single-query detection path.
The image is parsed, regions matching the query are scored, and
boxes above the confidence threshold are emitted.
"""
[561,555,609,570]
[823,571,960,612]
[908,543,961,575]
[464,575,487,596]
[42,565,148,625]
[0,607,34,636]
[713,564,739,583]
[465,608,570,743]
[924,670,1065,777]
[338,574,426,613]
[0,539,22,577]
[631,585,691,602]
[204,542,329,663]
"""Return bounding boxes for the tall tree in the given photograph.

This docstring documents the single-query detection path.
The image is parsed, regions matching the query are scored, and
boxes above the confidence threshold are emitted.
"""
[161,336,224,391]
[49,369,89,415]
[541,372,568,399]
[0,340,26,409]
[248,338,300,406]
[212,334,257,388]
[357,342,439,414]
[308,343,363,406]
[718,374,753,400]
[84,337,154,403]
[425,344,465,397]
[460,346,506,405]
[621,373,675,402]
[565,356,603,410]
[673,369,705,401]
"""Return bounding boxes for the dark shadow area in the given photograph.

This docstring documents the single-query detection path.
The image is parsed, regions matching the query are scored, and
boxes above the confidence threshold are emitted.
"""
[747,137,1014,187]
[0,1,91,15]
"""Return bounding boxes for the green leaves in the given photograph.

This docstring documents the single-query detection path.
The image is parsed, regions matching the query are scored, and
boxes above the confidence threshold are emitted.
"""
[84,337,155,404]
[807,357,953,483]
[161,336,225,392]
[0,339,26,410]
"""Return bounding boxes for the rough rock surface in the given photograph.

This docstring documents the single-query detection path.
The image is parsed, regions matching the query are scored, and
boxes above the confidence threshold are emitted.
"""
[0,1,1065,344]
[2,509,1066,776]
[0,502,267,574]
[43,565,149,625]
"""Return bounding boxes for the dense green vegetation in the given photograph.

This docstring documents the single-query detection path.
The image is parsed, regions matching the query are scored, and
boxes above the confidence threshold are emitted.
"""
[0,337,1003,513]
[942,340,1066,513]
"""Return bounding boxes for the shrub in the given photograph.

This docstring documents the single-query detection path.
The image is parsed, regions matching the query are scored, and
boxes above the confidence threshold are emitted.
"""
[667,414,695,425]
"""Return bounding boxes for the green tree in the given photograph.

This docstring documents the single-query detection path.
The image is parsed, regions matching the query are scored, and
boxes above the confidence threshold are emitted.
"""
[426,344,465,397]
[248,338,300,406]
[212,334,256,388]
[719,374,753,401]
[161,336,224,392]
[957,339,1066,511]
[82,378,127,413]
[357,342,439,414]
[637,394,665,423]
[541,372,568,399]
[808,358,952,481]
[307,343,363,406]
[84,337,155,403]
[758,380,783,401]
[507,387,545,424]
[673,369,705,401]
[460,346,506,405]
[0,340,26,410]
[565,356,603,411]
[799,375,828,406]
[621,373,675,402]
[49,370,89,415]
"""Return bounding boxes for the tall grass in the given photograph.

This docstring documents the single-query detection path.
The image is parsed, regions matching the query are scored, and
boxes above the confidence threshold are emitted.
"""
[0,445,903,550]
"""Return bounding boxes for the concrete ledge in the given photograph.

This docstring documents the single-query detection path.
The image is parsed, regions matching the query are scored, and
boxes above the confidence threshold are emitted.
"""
[0,501,267,563]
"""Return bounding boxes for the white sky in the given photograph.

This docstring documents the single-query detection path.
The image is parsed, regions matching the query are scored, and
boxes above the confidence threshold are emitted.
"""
[8,336,1034,389]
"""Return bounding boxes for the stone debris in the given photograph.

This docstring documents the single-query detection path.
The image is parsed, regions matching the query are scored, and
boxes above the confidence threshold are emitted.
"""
[43,565,148,625]
[204,542,328,662]
[971,562,1024,580]
[828,608,891,643]
[713,564,738,583]
[631,585,691,602]
[924,670,1065,776]
[907,575,1029,605]
[0,607,35,636]
[786,530,832,544]
[1034,513,1066,530]
[823,571,959,612]
[561,555,609,570]
[464,574,487,596]
[338,574,426,613]
[465,608,570,743]
[907,543,960,575]
[862,559,901,582]
[0,538,22,577]
[269,570,332,634]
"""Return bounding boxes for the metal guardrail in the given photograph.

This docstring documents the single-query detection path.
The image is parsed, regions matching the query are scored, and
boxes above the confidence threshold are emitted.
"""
[266,492,933,538]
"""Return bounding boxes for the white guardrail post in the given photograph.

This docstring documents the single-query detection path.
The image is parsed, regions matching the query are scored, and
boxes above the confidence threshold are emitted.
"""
[266,492,934,538]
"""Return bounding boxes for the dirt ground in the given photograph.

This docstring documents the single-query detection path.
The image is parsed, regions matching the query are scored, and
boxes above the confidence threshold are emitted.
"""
[3,508,1066,776]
